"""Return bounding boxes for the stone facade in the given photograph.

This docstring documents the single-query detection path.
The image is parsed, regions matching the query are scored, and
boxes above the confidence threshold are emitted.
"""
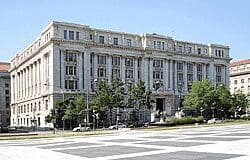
[0,62,11,126]
[230,59,250,97]
[10,21,230,127]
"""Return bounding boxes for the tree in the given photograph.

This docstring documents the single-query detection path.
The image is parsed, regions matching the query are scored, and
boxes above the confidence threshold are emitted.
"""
[127,80,152,123]
[184,80,214,118]
[230,92,248,117]
[214,84,231,118]
[45,99,68,128]
[64,96,85,129]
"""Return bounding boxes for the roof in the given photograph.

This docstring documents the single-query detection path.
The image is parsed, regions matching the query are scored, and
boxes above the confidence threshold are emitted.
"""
[0,62,10,72]
[230,59,250,67]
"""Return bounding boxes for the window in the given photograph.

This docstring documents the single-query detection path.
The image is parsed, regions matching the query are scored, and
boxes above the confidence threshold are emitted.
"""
[215,50,218,56]
[216,75,221,83]
[6,97,9,102]
[221,50,224,57]
[90,34,93,40]
[38,102,41,111]
[234,80,238,85]
[197,64,202,72]
[45,100,48,110]
[64,30,67,39]
[153,41,156,49]
[69,31,74,40]
[65,52,77,62]
[187,63,193,71]
[66,65,77,75]
[187,47,192,53]
[177,73,183,81]
[99,35,104,44]
[112,56,120,66]
[157,41,161,49]
[153,59,163,68]
[198,74,203,81]
[197,48,201,54]
[125,58,133,66]
[5,83,9,88]
[113,37,118,45]
[248,78,250,83]
[204,49,208,54]
[216,65,222,73]
[65,80,78,90]
[98,55,106,65]
[125,69,133,78]
[98,68,106,77]
[112,68,121,78]
[187,74,193,81]
[241,79,245,84]
[177,63,183,71]
[126,39,132,47]
[218,50,221,57]
[5,90,9,95]
[162,42,165,50]
[153,71,163,79]
[178,45,183,52]
[76,32,79,40]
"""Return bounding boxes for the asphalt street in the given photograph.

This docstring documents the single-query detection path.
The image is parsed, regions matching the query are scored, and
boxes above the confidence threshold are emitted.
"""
[0,124,250,160]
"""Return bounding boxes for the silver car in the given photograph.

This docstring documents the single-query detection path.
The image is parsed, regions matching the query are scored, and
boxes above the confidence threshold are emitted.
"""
[207,118,223,124]
[72,126,91,132]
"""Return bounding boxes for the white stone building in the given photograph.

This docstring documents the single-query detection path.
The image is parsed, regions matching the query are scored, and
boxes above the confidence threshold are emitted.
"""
[0,62,11,126]
[230,59,250,97]
[10,21,230,127]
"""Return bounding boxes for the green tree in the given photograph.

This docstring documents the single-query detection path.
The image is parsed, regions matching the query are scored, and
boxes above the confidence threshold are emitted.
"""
[214,84,232,118]
[230,92,248,117]
[64,96,85,129]
[184,80,214,118]
[127,80,152,123]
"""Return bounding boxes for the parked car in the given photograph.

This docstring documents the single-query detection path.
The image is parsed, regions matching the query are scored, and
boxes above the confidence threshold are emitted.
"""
[72,126,91,132]
[207,118,223,124]
[108,123,126,130]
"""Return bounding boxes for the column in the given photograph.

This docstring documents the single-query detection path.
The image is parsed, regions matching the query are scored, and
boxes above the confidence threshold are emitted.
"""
[134,58,138,83]
[174,61,177,93]
[84,50,91,91]
[107,55,112,84]
[38,59,41,95]
[193,63,197,81]
[209,61,215,85]
[169,59,173,91]
[78,52,83,91]
[121,56,126,83]
[221,65,225,85]
[149,58,153,90]
[141,58,148,89]
[164,59,168,90]
[94,53,98,80]
[202,63,206,80]
[183,62,188,93]
[225,64,230,88]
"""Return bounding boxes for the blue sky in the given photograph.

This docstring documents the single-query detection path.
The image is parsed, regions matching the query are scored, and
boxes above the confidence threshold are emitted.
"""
[0,0,249,62]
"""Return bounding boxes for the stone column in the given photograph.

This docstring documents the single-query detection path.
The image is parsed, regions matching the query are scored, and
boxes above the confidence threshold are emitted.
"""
[61,51,65,90]
[209,61,215,85]
[78,52,83,91]
[149,58,153,90]
[107,54,112,84]
[202,63,206,80]
[84,50,91,91]
[94,53,98,80]
[121,56,126,83]
[164,59,168,90]
[169,59,173,91]
[134,58,138,83]
[183,62,188,93]
[174,61,178,93]
[193,63,197,81]
[141,58,149,89]
[225,64,230,88]
[221,64,225,85]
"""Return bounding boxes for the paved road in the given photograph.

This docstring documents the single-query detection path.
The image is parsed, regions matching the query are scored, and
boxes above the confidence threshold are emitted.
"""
[0,124,250,160]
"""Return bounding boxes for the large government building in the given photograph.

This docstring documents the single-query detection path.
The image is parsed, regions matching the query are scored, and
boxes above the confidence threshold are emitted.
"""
[10,21,230,127]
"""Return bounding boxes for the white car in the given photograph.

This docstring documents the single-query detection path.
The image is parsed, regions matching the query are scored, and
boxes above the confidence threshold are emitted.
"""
[108,123,126,130]
[207,118,223,124]
[72,126,91,132]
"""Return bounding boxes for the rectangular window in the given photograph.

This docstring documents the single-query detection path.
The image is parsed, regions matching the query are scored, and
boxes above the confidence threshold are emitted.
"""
[153,41,156,49]
[5,90,9,95]
[113,37,118,45]
[112,56,120,66]
[99,35,104,44]
[197,48,201,54]
[76,32,79,40]
[98,68,106,77]
[177,62,183,71]
[69,31,74,40]
[153,59,163,68]
[178,45,183,52]
[125,69,133,78]
[241,79,245,83]
[197,64,203,72]
[5,83,9,88]
[198,74,203,81]
[126,39,132,47]
[98,55,106,65]
[187,74,193,81]
[64,30,67,39]
[187,63,193,71]
[177,73,183,81]
[234,80,237,85]
[188,47,192,53]
[157,41,161,49]
[162,42,165,50]
[112,68,121,78]
[125,58,133,66]
[90,34,93,40]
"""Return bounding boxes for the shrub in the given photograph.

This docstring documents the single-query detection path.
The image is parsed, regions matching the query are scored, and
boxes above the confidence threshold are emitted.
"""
[170,116,204,125]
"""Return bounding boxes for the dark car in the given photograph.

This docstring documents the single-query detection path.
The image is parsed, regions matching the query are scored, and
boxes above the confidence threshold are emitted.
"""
[0,125,9,133]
